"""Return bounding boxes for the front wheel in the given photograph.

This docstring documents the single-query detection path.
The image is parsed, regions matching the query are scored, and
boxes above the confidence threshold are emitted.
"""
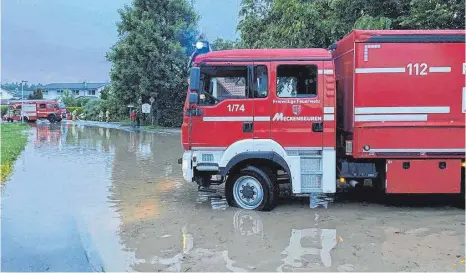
[48,115,56,123]
[226,166,278,211]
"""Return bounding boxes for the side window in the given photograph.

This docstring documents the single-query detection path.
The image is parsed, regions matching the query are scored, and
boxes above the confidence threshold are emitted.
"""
[254,65,268,98]
[47,104,53,108]
[277,65,318,98]
[39,104,46,109]
[200,66,248,106]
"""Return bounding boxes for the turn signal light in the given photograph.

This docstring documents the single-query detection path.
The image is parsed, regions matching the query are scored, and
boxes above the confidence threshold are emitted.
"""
[339,177,346,183]
[462,162,466,167]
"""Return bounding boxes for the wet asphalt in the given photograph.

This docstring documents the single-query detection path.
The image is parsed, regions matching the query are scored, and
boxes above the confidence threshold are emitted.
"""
[1,122,464,272]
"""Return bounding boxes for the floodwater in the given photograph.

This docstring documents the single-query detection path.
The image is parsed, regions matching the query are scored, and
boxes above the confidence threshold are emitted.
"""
[1,122,465,272]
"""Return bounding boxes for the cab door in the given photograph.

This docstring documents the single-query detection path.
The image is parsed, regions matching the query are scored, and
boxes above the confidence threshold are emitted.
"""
[187,62,255,149]
[270,61,324,149]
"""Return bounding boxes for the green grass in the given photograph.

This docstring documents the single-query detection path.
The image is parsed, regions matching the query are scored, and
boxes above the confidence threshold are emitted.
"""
[1,123,28,182]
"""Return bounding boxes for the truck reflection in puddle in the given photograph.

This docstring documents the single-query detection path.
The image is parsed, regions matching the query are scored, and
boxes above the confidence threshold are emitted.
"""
[277,228,337,271]
[146,209,337,272]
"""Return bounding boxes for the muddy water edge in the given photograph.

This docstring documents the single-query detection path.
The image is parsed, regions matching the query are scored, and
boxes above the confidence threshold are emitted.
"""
[1,122,464,272]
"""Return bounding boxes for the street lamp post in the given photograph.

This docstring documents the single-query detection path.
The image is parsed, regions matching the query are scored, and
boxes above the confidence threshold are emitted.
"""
[21,80,28,123]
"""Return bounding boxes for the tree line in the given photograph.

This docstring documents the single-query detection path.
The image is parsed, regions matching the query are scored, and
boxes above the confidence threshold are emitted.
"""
[105,0,464,127]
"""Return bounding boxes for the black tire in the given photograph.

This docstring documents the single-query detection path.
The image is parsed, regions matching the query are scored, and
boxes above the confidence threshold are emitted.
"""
[48,115,56,123]
[22,116,28,122]
[226,165,279,211]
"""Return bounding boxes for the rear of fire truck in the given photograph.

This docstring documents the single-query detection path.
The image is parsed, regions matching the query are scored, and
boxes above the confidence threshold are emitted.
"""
[333,30,466,195]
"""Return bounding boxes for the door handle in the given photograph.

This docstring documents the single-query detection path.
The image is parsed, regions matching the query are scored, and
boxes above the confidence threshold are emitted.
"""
[312,122,323,132]
[242,122,253,132]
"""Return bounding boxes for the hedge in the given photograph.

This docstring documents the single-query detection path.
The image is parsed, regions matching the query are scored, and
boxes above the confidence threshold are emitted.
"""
[1,105,8,116]
[66,107,83,116]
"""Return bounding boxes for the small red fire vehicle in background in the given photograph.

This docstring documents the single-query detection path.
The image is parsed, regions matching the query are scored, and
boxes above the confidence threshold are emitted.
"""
[4,100,67,123]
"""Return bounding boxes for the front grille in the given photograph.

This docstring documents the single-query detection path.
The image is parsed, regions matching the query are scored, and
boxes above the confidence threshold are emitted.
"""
[201,153,214,162]
[287,150,321,156]
[300,158,321,173]
[301,175,322,190]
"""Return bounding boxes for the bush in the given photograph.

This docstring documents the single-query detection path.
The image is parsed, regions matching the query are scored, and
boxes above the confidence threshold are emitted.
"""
[1,106,8,116]
[66,107,83,116]
[83,100,101,120]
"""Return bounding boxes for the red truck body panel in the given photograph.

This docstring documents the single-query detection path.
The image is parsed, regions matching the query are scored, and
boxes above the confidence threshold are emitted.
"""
[333,30,466,159]
[386,159,461,193]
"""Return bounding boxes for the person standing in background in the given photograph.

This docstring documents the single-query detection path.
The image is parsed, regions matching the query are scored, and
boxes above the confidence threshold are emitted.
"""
[130,110,136,127]
[99,110,104,122]
[106,110,110,122]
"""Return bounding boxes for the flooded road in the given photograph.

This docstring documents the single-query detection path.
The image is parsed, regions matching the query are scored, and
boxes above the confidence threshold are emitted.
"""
[1,122,465,272]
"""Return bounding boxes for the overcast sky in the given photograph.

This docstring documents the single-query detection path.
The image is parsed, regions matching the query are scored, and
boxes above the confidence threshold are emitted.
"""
[1,0,240,84]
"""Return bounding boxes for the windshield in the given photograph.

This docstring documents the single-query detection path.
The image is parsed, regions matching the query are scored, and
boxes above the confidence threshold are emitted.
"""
[199,65,248,105]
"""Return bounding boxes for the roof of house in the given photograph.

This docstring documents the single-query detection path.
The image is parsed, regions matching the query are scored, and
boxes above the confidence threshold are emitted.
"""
[42,82,109,90]
[216,78,246,97]
[1,88,14,95]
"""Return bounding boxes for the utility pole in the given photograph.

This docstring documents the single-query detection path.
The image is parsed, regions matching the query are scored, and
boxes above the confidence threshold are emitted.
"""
[21,80,28,123]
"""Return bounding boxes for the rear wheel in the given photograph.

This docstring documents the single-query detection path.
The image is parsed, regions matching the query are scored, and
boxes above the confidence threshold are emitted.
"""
[226,165,278,211]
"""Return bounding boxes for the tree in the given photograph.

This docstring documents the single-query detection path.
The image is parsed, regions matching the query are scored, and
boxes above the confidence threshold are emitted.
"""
[28,89,43,100]
[107,0,198,127]
[236,0,463,50]
[398,0,465,29]
[211,37,243,50]
[60,90,75,106]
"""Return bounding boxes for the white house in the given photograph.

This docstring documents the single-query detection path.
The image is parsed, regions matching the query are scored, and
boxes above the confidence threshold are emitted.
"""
[0,88,14,100]
[41,82,109,100]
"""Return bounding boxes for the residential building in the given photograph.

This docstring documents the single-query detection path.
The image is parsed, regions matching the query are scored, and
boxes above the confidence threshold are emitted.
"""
[0,88,14,100]
[41,82,109,99]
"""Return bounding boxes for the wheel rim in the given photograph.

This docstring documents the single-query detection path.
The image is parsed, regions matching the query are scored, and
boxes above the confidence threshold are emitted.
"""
[233,176,264,209]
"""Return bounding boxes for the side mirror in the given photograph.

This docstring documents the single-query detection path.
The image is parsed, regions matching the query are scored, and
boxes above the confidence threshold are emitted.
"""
[189,67,201,92]
[188,92,199,105]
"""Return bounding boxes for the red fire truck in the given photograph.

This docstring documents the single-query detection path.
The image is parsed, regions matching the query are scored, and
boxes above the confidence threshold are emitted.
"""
[180,30,466,211]
[5,99,67,123]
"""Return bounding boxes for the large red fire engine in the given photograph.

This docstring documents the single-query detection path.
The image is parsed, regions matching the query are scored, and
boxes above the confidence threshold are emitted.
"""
[4,99,67,123]
[180,30,466,211]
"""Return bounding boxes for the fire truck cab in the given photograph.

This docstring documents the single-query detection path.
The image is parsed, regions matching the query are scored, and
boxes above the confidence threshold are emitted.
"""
[181,30,466,211]
[182,48,337,210]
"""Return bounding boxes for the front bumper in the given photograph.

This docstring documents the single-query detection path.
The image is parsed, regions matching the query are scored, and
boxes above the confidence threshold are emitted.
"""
[181,151,193,182]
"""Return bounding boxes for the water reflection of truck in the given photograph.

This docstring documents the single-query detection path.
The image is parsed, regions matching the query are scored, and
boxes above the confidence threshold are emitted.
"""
[4,100,67,123]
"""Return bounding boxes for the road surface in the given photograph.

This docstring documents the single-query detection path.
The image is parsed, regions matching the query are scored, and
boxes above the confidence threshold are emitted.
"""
[1,122,464,272]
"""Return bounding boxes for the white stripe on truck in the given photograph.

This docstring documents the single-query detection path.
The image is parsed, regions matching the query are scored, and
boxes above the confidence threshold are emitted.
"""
[323,114,334,121]
[318,69,334,75]
[428,67,451,73]
[355,67,405,74]
[203,116,271,122]
[323,107,335,114]
[355,114,427,122]
[363,148,465,153]
[355,106,450,114]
